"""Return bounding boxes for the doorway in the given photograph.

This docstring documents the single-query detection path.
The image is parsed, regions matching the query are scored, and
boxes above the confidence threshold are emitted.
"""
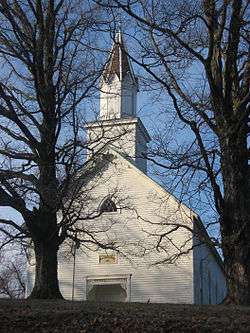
[87,284,127,302]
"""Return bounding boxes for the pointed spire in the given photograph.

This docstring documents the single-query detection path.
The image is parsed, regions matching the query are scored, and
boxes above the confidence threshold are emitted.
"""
[102,31,136,83]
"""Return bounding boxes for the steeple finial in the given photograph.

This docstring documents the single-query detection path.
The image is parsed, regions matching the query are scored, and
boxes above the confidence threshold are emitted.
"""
[116,11,122,34]
[115,29,122,44]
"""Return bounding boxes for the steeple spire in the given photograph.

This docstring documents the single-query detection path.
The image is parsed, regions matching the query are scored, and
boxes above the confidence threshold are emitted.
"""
[100,31,138,120]
[86,31,150,174]
[102,31,137,84]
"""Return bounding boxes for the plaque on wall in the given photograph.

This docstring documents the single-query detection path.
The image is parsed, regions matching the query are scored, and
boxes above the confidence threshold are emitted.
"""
[99,254,117,264]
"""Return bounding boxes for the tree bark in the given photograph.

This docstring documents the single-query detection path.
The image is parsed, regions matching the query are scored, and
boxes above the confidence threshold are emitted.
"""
[220,123,250,304]
[29,239,63,299]
[223,244,250,305]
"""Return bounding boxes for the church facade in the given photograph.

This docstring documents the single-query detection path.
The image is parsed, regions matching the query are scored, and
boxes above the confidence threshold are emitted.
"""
[26,33,227,304]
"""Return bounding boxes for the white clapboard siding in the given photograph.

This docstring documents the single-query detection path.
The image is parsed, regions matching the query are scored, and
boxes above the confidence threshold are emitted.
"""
[57,151,195,304]
[26,149,227,304]
[57,247,194,303]
[193,233,227,304]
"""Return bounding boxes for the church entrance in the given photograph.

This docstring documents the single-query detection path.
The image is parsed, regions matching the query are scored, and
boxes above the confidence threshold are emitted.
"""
[87,284,127,302]
[85,274,131,302]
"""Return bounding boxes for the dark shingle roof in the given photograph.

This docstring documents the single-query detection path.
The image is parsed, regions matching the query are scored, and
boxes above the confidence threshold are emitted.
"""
[102,32,136,82]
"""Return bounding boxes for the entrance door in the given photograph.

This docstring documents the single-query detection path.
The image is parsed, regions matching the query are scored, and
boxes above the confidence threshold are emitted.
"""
[87,284,127,302]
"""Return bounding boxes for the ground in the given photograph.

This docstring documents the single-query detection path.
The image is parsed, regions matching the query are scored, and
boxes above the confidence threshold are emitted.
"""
[0,299,250,332]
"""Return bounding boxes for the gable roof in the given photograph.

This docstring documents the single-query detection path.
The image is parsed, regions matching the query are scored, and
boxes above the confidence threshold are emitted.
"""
[81,146,225,271]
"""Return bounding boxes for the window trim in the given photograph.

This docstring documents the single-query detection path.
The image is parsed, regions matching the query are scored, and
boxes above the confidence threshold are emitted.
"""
[99,197,118,213]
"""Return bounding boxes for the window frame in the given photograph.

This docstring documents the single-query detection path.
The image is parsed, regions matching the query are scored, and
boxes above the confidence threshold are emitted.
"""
[99,197,118,213]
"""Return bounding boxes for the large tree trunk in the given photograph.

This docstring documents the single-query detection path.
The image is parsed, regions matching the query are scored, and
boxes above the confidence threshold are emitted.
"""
[28,99,62,299]
[222,205,250,305]
[220,123,250,305]
[29,239,63,299]
[223,242,250,305]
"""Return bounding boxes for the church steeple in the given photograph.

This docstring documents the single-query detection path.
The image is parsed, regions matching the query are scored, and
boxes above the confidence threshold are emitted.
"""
[102,31,137,83]
[100,31,138,120]
[86,32,150,174]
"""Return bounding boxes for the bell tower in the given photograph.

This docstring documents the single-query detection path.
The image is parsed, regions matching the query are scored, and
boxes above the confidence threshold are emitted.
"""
[86,32,150,174]
[99,31,138,120]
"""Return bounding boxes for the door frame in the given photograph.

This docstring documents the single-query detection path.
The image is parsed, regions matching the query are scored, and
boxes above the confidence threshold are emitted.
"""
[85,274,132,302]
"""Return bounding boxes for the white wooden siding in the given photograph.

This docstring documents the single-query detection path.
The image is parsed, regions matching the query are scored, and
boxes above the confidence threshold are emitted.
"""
[61,153,194,303]
[193,232,227,304]
[26,150,226,304]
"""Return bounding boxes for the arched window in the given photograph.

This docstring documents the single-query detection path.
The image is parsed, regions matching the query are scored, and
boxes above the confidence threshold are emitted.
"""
[100,198,117,213]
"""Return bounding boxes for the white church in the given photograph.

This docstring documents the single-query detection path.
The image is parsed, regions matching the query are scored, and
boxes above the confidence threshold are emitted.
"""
[26,32,227,304]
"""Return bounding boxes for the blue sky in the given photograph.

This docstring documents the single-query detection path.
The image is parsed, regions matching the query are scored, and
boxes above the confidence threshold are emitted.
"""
[0,28,220,244]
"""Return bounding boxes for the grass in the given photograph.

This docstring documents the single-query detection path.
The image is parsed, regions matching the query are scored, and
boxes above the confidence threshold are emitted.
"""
[0,299,250,332]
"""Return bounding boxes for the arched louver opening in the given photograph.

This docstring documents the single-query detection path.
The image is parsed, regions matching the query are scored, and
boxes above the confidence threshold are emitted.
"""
[100,198,117,213]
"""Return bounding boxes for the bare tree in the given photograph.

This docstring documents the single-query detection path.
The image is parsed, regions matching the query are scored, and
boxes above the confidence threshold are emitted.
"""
[0,248,25,298]
[0,0,122,299]
[96,0,250,305]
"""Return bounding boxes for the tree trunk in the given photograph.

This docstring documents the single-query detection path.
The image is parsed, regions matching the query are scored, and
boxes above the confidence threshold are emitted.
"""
[223,243,250,305]
[220,123,250,305]
[28,240,63,299]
